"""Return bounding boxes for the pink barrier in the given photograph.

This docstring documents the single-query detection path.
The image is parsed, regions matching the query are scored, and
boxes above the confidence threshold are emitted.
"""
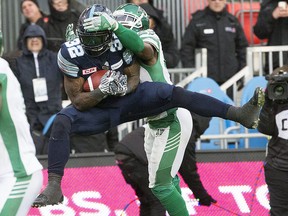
[29,161,269,215]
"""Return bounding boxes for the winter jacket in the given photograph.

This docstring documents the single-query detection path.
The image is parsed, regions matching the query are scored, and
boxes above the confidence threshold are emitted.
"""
[43,0,79,53]
[180,7,248,83]
[253,0,288,72]
[17,11,49,50]
[14,24,62,131]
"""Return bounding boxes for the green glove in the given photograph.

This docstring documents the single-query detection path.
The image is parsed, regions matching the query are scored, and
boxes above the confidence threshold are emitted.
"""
[65,23,78,42]
[83,12,119,32]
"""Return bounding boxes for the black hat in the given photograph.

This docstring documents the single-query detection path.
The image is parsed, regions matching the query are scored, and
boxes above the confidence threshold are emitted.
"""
[139,3,160,20]
[20,0,40,11]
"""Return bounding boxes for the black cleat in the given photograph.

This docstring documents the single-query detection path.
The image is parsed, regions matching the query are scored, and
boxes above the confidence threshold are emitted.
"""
[32,181,63,208]
[227,87,265,129]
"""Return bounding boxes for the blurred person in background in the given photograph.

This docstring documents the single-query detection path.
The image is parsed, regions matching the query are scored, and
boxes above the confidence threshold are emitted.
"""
[253,0,288,73]
[11,24,63,155]
[258,65,288,216]
[44,0,79,53]
[3,0,48,71]
[17,0,48,50]
[0,32,43,216]
[127,0,179,68]
[114,113,216,216]
[180,0,248,98]
[44,0,80,100]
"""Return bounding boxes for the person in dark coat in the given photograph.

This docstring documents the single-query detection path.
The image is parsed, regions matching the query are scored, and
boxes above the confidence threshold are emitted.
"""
[114,113,216,216]
[139,3,180,68]
[13,24,63,155]
[17,0,49,50]
[253,0,288,73]
[180,0,248,87]
[44,0,79,53]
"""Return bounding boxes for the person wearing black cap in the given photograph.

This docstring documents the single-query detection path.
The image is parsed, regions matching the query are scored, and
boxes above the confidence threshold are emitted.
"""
[127,0,179,68]
[17,0,48,50]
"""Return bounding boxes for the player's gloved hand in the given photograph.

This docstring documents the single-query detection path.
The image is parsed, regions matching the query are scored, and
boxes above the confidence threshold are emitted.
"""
[98,70,115,95]
[83,12,119,32]
[109,71,127,96]
[98,70,127,96]
[65,23,77,42]
[198,195,217,207]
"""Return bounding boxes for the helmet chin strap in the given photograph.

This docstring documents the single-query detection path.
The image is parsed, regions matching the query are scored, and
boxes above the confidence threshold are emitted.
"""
[129,13,144,30]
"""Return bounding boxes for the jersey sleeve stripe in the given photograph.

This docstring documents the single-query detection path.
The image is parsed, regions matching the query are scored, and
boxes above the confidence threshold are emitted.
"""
[57,51,79,78]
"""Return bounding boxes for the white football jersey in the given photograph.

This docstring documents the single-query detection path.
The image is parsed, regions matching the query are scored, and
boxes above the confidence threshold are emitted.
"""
[0,58,42,177]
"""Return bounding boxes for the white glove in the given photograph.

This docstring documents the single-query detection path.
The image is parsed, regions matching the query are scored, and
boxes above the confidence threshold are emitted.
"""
[98,71,127,96]
[83,12,119,32]
[109,72,128,96]
[65,23,78,42]
[99,70,114,95]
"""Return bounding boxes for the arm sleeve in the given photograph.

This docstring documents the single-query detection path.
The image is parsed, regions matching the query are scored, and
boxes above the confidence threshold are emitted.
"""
[114,23,145,54]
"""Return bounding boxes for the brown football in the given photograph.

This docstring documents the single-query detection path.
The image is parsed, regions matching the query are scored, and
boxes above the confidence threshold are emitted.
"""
[83,70,107,92]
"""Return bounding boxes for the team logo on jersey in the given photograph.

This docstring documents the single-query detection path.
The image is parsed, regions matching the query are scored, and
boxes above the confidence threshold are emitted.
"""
[102,61,109,70]
[82,67,97,75]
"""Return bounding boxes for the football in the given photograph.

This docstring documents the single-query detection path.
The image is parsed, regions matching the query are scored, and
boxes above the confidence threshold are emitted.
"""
[83,70,107,92]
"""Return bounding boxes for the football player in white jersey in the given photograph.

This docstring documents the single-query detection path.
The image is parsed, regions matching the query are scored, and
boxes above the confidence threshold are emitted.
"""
[0,31,43,216]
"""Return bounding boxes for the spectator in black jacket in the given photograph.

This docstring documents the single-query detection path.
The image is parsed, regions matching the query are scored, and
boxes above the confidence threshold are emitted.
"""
[253,0,288,73]
[3,0,48,71]
[12,24,63,155]
[44,0,79,53]
[114,113,216,216]
[127,0,179,68]
[257,65,288,216]
[180,0,248,94]
[17,0,49,50]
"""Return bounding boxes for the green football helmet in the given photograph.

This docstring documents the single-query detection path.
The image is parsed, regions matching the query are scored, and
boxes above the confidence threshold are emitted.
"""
[113,3,149,32]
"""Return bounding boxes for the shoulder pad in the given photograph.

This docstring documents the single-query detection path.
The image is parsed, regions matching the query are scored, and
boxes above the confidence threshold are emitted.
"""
[57,48,80,78]
[138,29,160,52]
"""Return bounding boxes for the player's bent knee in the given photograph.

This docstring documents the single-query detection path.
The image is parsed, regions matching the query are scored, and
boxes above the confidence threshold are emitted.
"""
[151,184,174,200]
[156,83,174,99]
[50,114,72,139]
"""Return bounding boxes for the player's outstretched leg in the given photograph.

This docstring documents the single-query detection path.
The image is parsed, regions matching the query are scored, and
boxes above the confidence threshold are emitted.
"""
[32,173,63,207]
[226,87,265,129]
